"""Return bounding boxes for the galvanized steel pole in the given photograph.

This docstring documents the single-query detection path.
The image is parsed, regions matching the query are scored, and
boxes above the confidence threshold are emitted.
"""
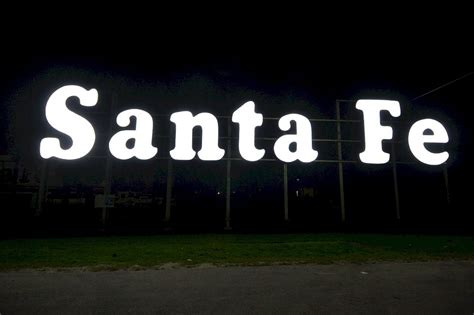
[336,101,346,222]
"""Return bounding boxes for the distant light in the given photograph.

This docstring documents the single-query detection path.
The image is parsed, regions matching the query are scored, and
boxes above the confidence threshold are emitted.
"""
[408,119,449,165]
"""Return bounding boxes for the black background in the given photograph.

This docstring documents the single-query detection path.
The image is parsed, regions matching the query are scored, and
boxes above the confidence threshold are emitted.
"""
[1,7,473,235]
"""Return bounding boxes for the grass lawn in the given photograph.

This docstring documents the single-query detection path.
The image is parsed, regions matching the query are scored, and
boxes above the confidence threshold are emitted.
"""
[1,234,473,271]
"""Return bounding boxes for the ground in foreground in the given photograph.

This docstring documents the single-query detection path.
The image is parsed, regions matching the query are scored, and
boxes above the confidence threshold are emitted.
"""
[1,261,473,314]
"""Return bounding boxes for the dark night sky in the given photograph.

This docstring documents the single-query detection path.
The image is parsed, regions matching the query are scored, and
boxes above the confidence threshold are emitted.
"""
[1,10,473,160]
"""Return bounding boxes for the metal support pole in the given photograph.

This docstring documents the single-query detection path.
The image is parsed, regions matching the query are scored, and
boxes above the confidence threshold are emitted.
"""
[36,159,49,216]
[443,164,450,206]
[165,158,173,223]
[102,94,115,226]
[336,101,346,222]
[225,118,232,230]
[391,142,400,220]
[283,163,289,221]
[165,128,174,224]
[102,157,112,224]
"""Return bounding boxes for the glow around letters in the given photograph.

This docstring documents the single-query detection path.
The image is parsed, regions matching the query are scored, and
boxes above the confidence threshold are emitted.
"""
[40,85,450,165]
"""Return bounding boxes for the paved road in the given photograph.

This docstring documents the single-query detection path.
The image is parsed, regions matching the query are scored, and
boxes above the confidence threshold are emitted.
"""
[1,261,473,314]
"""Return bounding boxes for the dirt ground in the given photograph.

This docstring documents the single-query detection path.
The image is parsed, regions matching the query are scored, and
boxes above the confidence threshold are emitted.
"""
[1,261,473,314]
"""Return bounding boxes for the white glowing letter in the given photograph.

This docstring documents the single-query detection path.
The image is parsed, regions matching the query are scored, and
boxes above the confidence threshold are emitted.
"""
[355,99,401,164]
[273,114,318,163]
[408,119,449,165]
[108,109,158,160]
[231,101,265,161]
[40,85,98,160]
[170,111,225,161]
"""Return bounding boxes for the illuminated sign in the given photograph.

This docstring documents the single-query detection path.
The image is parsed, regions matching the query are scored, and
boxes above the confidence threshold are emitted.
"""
[40,85,450,165]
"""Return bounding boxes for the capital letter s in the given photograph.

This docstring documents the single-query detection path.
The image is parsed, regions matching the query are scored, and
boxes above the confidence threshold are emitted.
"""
[40,85,98,160]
